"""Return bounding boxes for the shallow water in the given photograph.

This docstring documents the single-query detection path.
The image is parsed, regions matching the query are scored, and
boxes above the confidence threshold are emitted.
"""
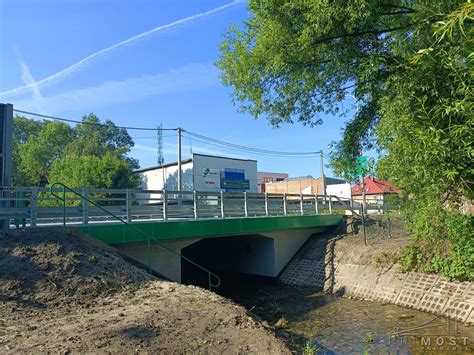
[215,273,474,354]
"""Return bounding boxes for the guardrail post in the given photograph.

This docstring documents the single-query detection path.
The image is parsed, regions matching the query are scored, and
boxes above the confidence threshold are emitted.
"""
[314,194,319,215]
[283,193,287,216]
[193,190,198,219]
[264,192,269,217]
[300,193,304,216]
[328,195,332,214]
[30,187,37,227]
[163,190,168,221]
[82,188,89,225]
[220,191,225,218]
[244,192,248,217]
[126,189,132,223]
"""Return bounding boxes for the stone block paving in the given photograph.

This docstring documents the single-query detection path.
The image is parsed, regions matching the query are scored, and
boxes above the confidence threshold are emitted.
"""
[373,285,400,304]
[402,272,438,293]
[430,277,467,298]
[396,289,424,308]
[417,293,448,314]
[444,298,473,323]
[279,259,326,288]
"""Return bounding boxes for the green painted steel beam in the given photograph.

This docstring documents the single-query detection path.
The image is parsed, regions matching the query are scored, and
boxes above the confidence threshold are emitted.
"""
[76,214,342,245]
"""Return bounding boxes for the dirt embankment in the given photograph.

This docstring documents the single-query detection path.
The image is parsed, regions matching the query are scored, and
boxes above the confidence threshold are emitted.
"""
[0,230,289,353]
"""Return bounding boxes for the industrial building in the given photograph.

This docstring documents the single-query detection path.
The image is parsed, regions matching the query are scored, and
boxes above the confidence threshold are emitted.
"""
[264,176,348,196]
[257,171,288,192]
[135,153,258,196]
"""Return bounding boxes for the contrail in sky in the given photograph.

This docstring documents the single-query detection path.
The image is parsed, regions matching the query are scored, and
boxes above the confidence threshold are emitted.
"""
[0,0,243,98]
[20,60,45,112]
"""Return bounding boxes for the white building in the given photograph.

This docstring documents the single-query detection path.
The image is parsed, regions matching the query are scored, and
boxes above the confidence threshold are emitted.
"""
[326,183,352,199]
[135,153,258,196]
[257,171,288,193]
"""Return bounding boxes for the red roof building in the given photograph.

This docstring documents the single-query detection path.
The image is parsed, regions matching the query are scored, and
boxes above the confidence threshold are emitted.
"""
[351,177,398,205]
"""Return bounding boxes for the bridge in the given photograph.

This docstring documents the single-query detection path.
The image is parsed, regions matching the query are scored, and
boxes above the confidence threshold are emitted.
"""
[1,183,357,289]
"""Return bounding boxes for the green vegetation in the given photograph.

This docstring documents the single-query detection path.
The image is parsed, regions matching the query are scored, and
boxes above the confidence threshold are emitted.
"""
[13,114,140,189]
[303,341,317,355]
[218,1,473,280]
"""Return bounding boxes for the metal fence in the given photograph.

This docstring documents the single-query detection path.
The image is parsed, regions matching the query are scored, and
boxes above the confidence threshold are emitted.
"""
[0,186,398,229]
[0,186,362,229]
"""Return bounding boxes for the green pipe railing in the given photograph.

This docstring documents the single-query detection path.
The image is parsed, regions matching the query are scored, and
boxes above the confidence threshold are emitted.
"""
[50,182,221,290]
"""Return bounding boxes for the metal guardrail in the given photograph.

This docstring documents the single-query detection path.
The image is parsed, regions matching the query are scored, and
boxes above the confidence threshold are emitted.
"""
[49,182,220,290]
[0,185,398,228]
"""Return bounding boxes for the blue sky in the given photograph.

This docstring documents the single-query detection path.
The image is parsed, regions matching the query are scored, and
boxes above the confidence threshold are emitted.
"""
[0,0,357,177]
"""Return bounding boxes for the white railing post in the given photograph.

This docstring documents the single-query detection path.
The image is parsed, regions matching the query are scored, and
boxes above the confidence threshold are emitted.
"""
[328,195,332,214]
[193,190,198,220]
[126,189,131,223]
[82,188,89,225]
[300,193,304,216]
[264,192,269,217]
[220,191,225,218]
[314,194,319,215]
[30,187,37,227]
[283,193,287,216]
[163,190,168,221]
[244,192,248,217]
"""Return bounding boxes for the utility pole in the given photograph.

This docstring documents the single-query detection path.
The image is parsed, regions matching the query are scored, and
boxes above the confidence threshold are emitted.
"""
[361,174,367,245]
[177,127,182,192]
[0,103,13,231]
[320,150,326,196]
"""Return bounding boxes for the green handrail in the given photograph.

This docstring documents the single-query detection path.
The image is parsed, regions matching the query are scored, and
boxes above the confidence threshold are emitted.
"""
[49,182,221,290]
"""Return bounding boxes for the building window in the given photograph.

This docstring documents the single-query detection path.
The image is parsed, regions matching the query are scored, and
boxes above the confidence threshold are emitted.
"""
[262,177,274,183]
[276,178,285,182]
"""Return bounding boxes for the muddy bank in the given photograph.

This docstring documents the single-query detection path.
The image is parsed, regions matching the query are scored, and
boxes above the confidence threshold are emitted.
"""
[280,216,474,324]
[0,230,289,353]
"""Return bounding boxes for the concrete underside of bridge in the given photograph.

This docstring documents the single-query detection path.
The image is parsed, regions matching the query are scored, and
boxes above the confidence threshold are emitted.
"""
[76,215,342,283]
[114,228,328,283]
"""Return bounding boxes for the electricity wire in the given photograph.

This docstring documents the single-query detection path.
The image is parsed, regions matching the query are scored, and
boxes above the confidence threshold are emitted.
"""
[183,129,322,156]
[13,109,177,131]
[184,133,324,159]
[14,108,328,158]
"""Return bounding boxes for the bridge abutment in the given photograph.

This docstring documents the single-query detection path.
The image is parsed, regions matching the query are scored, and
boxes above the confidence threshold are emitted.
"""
[115,238,201,282]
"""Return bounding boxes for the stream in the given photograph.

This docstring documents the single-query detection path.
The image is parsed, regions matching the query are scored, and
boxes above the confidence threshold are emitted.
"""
[215,273,474,354]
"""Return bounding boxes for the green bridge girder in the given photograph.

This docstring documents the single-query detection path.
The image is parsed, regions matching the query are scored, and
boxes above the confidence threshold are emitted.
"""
[76,214,342,245]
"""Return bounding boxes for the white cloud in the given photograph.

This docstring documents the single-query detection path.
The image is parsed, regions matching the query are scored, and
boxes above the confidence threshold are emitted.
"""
[0,0,243,99]
[12,63,218,113]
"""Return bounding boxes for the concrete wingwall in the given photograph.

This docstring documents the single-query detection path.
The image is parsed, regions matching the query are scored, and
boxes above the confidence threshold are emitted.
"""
[279,235,474,324]
[262,228,328,276]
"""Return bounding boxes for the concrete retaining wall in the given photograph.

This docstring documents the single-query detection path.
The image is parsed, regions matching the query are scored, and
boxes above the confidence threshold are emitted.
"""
[279,236,474,324]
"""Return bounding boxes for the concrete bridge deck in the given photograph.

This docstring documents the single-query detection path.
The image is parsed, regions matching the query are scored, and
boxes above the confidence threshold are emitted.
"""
[79,214,342,244]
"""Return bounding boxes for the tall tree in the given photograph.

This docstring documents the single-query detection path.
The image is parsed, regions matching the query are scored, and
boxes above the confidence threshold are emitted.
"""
[13,120,73,186]
[218,1,473,279]
[13,114,140,189]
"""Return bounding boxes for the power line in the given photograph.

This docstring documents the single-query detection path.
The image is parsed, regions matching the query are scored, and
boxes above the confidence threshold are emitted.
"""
[131,135,176,139]
[13,107,329,157]
[13,109,177,131]
[183,129,321,156]
[184,133,322,158]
